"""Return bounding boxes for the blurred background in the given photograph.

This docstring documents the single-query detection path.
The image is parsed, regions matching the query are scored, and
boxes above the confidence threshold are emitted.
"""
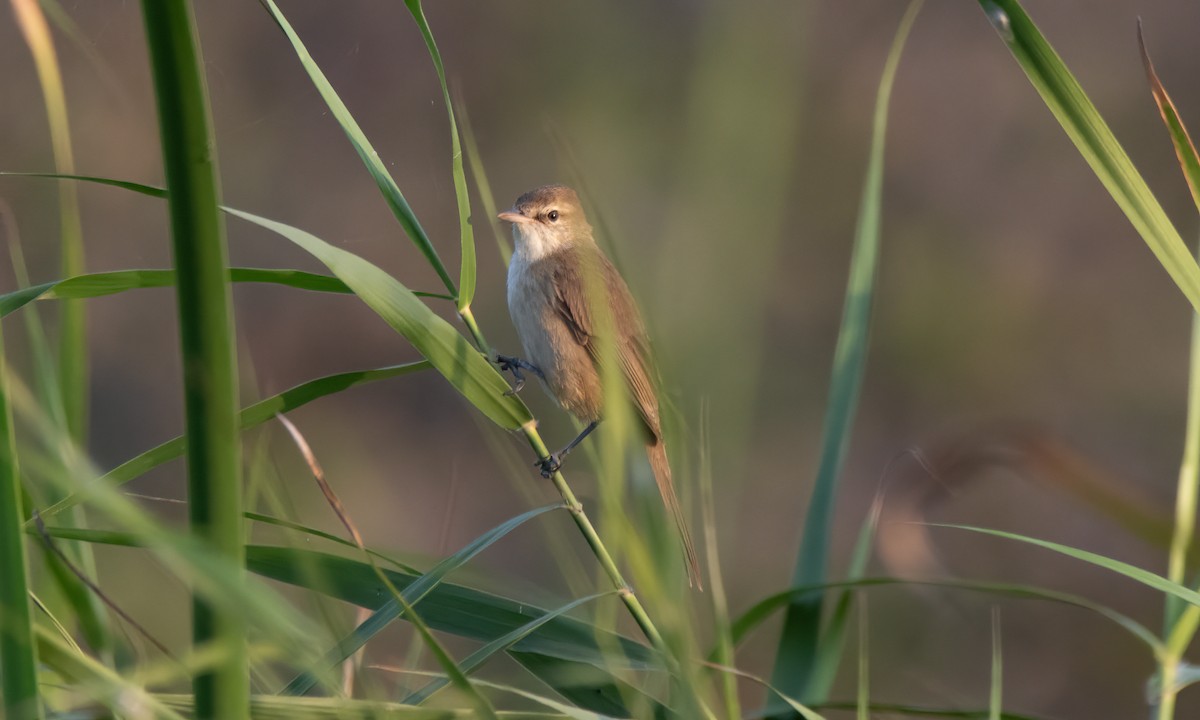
[4,0,1200,716]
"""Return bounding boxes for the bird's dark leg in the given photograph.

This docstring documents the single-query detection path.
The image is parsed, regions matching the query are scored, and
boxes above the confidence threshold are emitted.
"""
[495,354,544,396]
[537,420,600,477]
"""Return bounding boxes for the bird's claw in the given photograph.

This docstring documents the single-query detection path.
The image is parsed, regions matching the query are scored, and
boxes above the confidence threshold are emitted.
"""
[535,454,562,478]
[495,354,543,396]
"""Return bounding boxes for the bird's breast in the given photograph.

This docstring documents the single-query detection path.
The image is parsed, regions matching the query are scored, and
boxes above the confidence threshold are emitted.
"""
[506,254,603,422]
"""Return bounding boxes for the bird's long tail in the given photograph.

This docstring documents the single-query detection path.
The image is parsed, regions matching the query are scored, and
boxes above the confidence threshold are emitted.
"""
[647,440,702,589]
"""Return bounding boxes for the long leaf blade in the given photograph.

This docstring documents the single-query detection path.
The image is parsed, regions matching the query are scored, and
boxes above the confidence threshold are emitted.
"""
[401,0,475,311]
[37,362,431,521]
[279,504,565,696]
[257,0,456,296]
[224,207,531,430]
[771,2,922,707]
[976,0,1200,310]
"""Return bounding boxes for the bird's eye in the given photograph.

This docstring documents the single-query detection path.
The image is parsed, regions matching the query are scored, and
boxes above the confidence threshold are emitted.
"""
[547,210,559,222]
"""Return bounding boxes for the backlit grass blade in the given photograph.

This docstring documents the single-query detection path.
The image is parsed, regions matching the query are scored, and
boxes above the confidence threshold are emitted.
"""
[11,0,111,661]
[256,0,455,297]
[140,2,246,715]
[37,362,430,521]
[975,0,1200,311]
[458,98,511,266]
[0,268,451,319]
[280,504,563,696]
[733,577,1162,656]
[1138,23,1200,214]
[0,323,41,719]
[1138,25,1200,719]
[771,2,921,707]
[224,207,531,429]
[402,0,475,311]
[935,524,1200,607]
[805,492,885,701]
[11,0,87,440]
[0,174,516,425]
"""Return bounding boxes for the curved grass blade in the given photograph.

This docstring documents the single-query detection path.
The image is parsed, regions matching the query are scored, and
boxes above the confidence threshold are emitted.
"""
[458,98,511,266]
[279,504,564,696]
[771,2,922,707]
[0,268,452,319]
[256,0,455,296]
[250,545,662,714]
[36,525,660,717]
[0,170,167,197]
[224,207,531,429]
[1138,22,1200,214]
[403,591,615,705]
[1138,27,1200,716]
[37,362,430,521]
[935,524,1200,608]
[733,576,1162,656]
[402,0,475,311]
[975,0,1200,311]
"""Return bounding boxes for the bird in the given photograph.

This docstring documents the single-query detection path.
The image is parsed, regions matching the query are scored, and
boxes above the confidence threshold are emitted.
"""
[497,184,701,587]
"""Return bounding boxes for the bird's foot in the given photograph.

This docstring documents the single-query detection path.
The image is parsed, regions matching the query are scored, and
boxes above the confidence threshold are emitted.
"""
[535,453,562,478]
[495,354,544,396]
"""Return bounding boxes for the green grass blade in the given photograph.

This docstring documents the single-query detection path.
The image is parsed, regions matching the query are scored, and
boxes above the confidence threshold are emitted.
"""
[0,170,168,197]
[1138,23,1200,214]
[37,362,430,521]
[0,323,41,719]
[1140,25,1200,713]
[771,2,922,706]
[856,600,868,720]
[160,691,602,719]
[191,544,658,666]
[989,609,1002,720]
[458,99,511,266]
[224,208,531,429]
[0,268,452,319]
[976,0,1200,311]
[256,0,455,297]
[403,591,615,706]
[936,524,1200,607]
[813,702,1046,720]
[734,577,1162,656]
[279,504,564,696]
[12,0,87,441]
[140,2,246,715]
[11,0,111,661]
[804,488,885,700]
[507,652,664,719]
[37,627,185,720]
[401,0,475,311]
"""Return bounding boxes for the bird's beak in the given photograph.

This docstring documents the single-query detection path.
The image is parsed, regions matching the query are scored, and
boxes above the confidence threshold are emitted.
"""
[498,209,534,224]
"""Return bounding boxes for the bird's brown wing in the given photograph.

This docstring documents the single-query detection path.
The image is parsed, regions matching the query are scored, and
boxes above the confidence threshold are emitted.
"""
[550,247,661,440]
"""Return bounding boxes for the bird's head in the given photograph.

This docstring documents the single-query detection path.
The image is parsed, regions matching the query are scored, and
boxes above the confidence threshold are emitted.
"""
[498,184,593,260]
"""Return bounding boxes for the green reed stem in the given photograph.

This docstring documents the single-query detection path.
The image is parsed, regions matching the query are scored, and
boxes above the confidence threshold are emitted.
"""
[140,2,246,717]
